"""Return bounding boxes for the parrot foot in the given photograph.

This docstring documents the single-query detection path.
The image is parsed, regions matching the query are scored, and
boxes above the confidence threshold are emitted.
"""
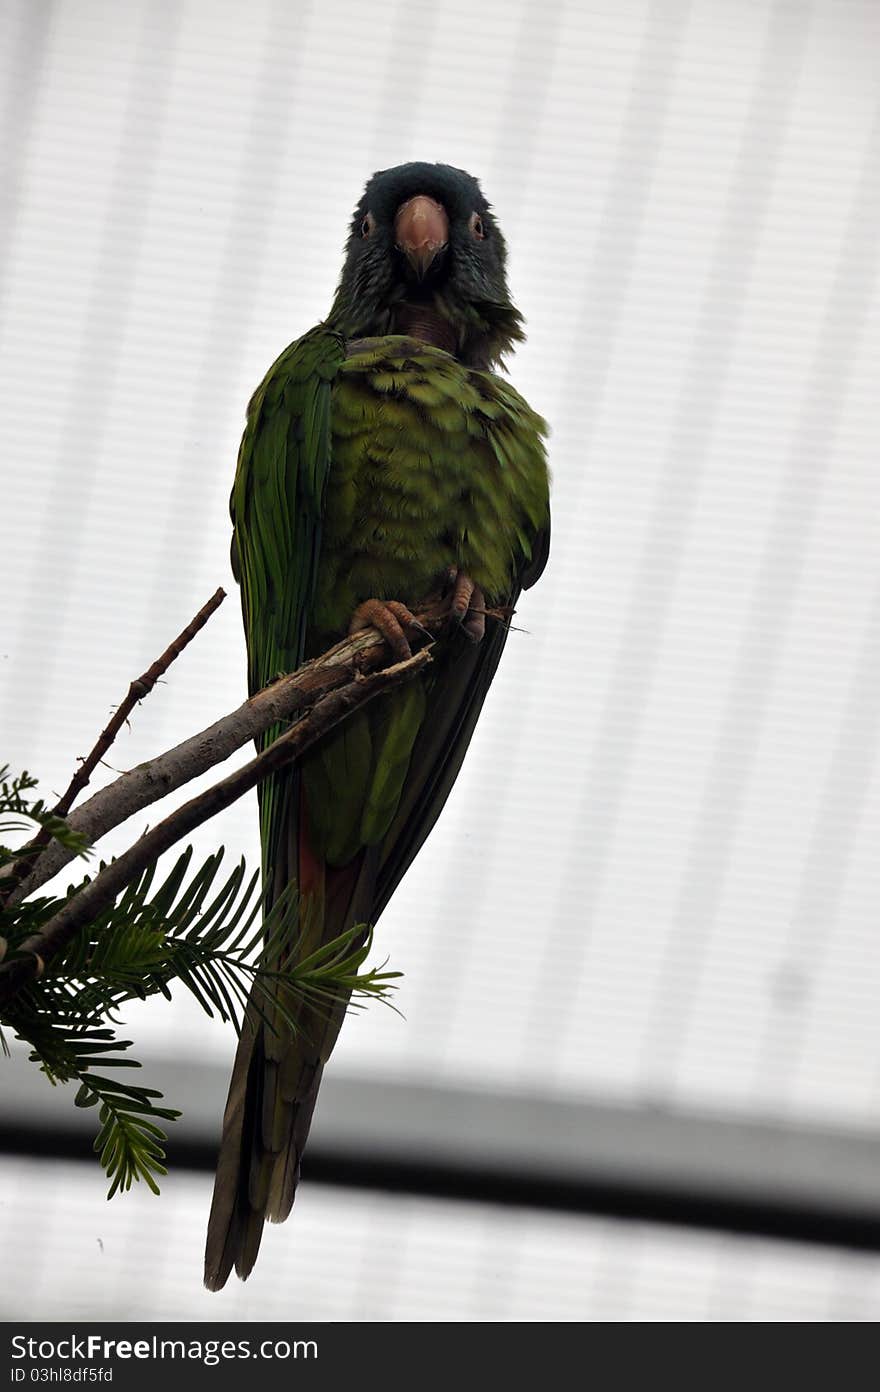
[442,568,486,643]
[348,599,428,662]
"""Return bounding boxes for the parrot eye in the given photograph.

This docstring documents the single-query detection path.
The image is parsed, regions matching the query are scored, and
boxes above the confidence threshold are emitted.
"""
[469,212,486,240]
[361,213,376,239]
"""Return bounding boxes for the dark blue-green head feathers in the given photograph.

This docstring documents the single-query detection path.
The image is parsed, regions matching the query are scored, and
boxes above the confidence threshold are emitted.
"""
[328,161,525,368]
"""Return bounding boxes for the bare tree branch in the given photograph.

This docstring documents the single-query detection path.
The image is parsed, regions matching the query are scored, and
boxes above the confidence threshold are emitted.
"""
[0,587,227,905]
[7,595,507,907]
[0,646,433,1008]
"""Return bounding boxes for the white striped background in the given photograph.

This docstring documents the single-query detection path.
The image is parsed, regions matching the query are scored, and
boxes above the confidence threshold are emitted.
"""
[2,0,879,1319]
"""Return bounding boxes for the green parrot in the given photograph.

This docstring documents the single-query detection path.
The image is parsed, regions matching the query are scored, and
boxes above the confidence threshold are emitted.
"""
[204,162,550,1289]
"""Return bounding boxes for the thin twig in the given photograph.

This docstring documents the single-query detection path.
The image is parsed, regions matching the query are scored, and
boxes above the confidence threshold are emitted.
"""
[0,588,227,904]
[55,586,228,819]
[7,598,510,907]
[0,648,432,1008]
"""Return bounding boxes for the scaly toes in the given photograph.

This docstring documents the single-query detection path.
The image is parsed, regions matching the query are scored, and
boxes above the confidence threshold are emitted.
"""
[444,570,486,643]
[461,585,486,643]
[450,571,475,621]
[349,598,427,662]
[386,600,434,642]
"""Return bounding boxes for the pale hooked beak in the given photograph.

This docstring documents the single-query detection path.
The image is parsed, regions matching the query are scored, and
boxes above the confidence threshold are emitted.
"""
[394,195,449,279]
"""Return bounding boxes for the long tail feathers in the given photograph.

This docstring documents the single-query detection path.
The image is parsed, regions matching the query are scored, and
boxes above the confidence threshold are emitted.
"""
[202,1010,330,1288]
[203,814,377,1291]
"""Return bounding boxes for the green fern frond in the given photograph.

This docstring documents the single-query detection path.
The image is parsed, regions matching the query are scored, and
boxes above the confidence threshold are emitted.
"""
[14,1022,180,1198]
[1,767,401,1201]
[0,766,91,867]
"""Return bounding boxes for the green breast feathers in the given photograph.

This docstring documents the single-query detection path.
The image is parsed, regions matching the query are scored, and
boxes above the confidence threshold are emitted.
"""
[312,334,549,646]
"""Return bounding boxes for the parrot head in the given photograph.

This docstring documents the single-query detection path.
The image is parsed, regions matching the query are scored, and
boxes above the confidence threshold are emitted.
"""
[328,162,524,368]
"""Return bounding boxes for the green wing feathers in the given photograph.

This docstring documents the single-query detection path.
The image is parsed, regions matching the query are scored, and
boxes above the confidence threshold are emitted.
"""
[207,329,346,1289]
[302,683,428,866]
[231,326,344,699]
